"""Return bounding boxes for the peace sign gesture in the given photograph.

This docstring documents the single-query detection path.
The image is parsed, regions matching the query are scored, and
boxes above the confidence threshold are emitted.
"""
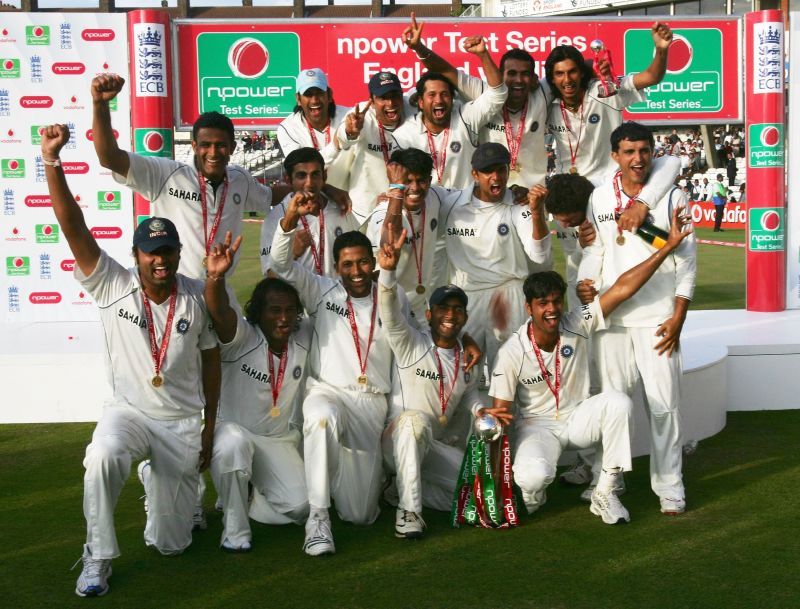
[344,100,373,140]
[378,227,408,272]
[402,11,424,51]
[206,231,242,279]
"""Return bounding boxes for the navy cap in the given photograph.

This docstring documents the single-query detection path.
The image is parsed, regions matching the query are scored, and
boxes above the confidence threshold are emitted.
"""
[133,216,181,253]
[471,143,511,171]
[368,71,402,97]
[428,284,468,309]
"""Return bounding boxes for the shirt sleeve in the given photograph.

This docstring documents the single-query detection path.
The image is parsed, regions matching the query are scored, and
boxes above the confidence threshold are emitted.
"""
[512,205,553,269]
[576,193,606,286]
[378,269,423,365]
[617,74,646,107]
[276,119,301,156]
[365,207,386,254]
[456,71,485,102]
[74,249,131,306]
[488,338,521,404]
[458,83,508,132]
[115,152,179,202]
[260,203,285,275]
[637,154,680,210]
[669,190,697,301]
[243,171,272,213]
[269,221,329,311]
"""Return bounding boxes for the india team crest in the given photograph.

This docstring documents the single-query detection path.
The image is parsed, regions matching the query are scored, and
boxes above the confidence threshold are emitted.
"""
[588,114,600,124]
[497,223,509,236]
[450,141,461,153]
[334,226,343,237]
[430,218,437,231]
[176,318,190,334]
[560,344,574,358]
[292,365,302,379]
[464,371,471,383]
[233,193,241,205]
[530,121,539,132]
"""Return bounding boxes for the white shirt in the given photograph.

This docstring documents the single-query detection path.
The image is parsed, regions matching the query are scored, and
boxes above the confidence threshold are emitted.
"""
[546,76,645,185]
[76,250,217,420]
[117,153,271,281]
[393,83,508,190]
[270,222,409,394]
[578,182,697,327]
[276,106,353,190]
[260,193,360,278]
[218,316,311,437]
[457,72,549,189]
[553,222,583,312]
[439,188,552,291]
[379,269,483,437]
[490,299,604,424]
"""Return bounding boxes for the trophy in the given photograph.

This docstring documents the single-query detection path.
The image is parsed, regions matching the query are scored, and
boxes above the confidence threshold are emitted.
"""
[474,413,502,442]
[590,39,619,98]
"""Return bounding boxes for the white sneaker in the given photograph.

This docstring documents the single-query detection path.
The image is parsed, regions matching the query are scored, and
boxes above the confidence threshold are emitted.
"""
[590,488,630,525]
[192,506,207,531]
[660,497,686,515]
[522,489,547,514]
[580,486,595,503]
[221,537,252,553]
[581,474,626,503]
[137,460,150,514]
[74,544,112,597]
[303,512,335,556]
[560,461,592,486]
[395,508,426,539]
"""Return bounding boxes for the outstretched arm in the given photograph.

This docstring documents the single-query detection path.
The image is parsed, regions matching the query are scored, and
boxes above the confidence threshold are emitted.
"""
[403,11,459,86]
[199,346,221,472]
[42,124,101,277]
[205,231,243,344]
[91,73,130,177]
[462,36,502,88]
[632,22,672,90]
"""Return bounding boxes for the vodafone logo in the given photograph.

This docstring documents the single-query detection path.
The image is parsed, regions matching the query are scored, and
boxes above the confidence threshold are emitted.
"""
[142,131,165,154]
[760,126,781,147]
[63,162,89,174]
[91,226,123,239]
[61,259,76,271]
[228,38,270,79]
[25,195,51,207]
[760,210,781,231]
[29,292,62,304]
[85,128,119,141]
[20,96,53,108]
[82,29,114,41]
[666,35,693,75]
[52,62,86,75]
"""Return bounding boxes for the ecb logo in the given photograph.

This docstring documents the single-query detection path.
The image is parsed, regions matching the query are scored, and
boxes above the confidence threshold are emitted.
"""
[748,124,784,168]
[197,32,300,118]
[625,29,723,113]
[749,208,784,252]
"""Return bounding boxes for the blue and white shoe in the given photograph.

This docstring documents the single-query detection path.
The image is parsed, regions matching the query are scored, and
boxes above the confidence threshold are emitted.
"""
[74,544,112,597]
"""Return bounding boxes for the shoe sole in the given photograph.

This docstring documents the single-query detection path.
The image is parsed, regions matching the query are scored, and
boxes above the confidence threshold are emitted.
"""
[395,530,425,539]
[75,586,109,597]
[303,544,335,556]
[661,509,685,516]
[222,545,251,553]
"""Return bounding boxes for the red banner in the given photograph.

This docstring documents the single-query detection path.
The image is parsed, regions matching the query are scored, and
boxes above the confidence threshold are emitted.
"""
[689,200,746,230]
[173,17,742,129]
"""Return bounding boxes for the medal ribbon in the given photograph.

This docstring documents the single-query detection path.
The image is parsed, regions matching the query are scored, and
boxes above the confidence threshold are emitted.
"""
[433,343,461,420]
[559,101,584,172]
[612,170,637,241]
[426,128,450,185]
[346,286,378,382]
[198,170,229,257]
[268,346,289,407]
[307,118,331,150]
[141,282,178,382]
[502,103,527,171]
[404,206,426,290]
[528,321,561,419]
[299,205,325,275]
[377,122,391,165]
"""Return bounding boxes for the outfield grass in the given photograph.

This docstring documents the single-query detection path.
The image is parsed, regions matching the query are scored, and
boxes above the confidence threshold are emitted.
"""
[4,410,799,609]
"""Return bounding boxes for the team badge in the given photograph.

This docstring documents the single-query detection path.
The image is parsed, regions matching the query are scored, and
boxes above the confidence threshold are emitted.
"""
[588,114,600,124]
[233,193,241,206]
[498,223,510,236]
[306,69,316,76]
[530,121,539,132]
[149,218,165,232]
[292,365,302,379]
[334,226,343,237]
[430,218,438,231]
[450,141,461,153]
[464,372,471,383]
[176,318,190,334]
[560,344,574,358]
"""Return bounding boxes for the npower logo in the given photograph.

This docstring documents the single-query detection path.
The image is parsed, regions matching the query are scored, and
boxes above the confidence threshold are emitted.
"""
[749,208,784,252]
[748,123,784,168]
[60,259,76,272]
[20,96,53,108]
[25,195,51,207]
[82,29,115,42]
[52,62,86,75]
[29,292,61,304]
[63,162,89,174]
[91,226,123,239]
[85,128,119,141]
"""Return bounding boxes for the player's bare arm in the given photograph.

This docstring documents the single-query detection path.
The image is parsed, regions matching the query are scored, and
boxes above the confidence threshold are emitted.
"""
[381,162,409,248]
[344,100,372,141]
[527,184,551,241]
[42,124,101,277]
[204,230,243,344]
[402,12,459,85]
[480,398,514,425]
[462,36,502,88]
[598,206,691,318]
[655,296,690,357]
[577,219,596,248]
[632,22,673,90]
[280,192,318,232]
[91,73,131,177]
[199,346,221,472]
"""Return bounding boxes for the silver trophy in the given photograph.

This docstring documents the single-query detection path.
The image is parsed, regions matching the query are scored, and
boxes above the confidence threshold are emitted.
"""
[474,413,502,442]
[590,39,619,98]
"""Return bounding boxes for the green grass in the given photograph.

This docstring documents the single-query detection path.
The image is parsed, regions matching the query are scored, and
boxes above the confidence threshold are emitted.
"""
[4,411,800,608]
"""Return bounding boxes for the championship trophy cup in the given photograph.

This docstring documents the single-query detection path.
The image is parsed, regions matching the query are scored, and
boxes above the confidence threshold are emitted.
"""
[451,414,520,528]
[590,39,619,98]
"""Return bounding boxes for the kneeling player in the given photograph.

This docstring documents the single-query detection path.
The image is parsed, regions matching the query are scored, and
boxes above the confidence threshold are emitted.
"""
[204,233,310,552]
[377,231,483,539]
[488,207,692,524]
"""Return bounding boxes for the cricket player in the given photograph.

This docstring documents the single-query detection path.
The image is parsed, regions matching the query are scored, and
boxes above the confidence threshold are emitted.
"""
[42,125,220,596]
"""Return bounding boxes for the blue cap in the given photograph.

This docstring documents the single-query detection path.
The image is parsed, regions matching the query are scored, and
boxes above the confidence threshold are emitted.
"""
[296,68,328,94]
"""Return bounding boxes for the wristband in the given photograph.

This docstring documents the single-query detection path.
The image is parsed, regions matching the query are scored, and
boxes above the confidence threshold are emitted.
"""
[205,272,225,282]
[42,157,61,167]
[414,47,432,60]
[388,183,406,191]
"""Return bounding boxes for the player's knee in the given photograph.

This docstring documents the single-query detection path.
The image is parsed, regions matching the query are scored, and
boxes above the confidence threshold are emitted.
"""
[604,389,634,420]
[84,436,130,472]
[513,457,555,494]
[302,401,337,432]
[394,411,429,442]
[284,501,310,524]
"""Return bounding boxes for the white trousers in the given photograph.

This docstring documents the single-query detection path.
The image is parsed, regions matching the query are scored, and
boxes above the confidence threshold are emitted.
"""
[595,325,685,500]
[83,403,200,559]
[210,421,308,547]
[302,380,387,525]
[512,391,633,512]
[381,411,464,514]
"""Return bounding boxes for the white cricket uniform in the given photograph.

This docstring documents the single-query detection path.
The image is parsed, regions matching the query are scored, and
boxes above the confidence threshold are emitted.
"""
[260,193,360,278]
[490,300,633,512]
[270,222,410,524]
[546,76,645,186]
[394,83,508,190]
[578,182,696,501]
[378,269,483,514]
[116,153,271,282]
[210,317,312,547]
[276,106,353,190]
[77,250,217,559]
[364,186,449,323]
[439,188,552,372]
[336,96,417,222]
[457,72,549,189]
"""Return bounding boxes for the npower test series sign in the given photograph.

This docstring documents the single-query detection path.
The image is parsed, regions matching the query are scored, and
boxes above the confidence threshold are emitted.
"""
[173,18,742,129]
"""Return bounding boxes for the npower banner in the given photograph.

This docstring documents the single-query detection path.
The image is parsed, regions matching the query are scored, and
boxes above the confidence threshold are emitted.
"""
[174,17,742,129]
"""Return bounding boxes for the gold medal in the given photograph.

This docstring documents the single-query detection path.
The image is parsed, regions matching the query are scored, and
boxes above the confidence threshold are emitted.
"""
[358,374,368,385]
[269,407,280,418]
[569,166,578,174]
[439,415,448,426]
[151,375,163,388]
[616,234,625,246]
[512,164,521,173]
[202,256,208,268]
[415,284,426,295]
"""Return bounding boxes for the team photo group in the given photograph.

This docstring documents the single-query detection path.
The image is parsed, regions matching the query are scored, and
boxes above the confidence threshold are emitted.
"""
[41,14,696,597]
